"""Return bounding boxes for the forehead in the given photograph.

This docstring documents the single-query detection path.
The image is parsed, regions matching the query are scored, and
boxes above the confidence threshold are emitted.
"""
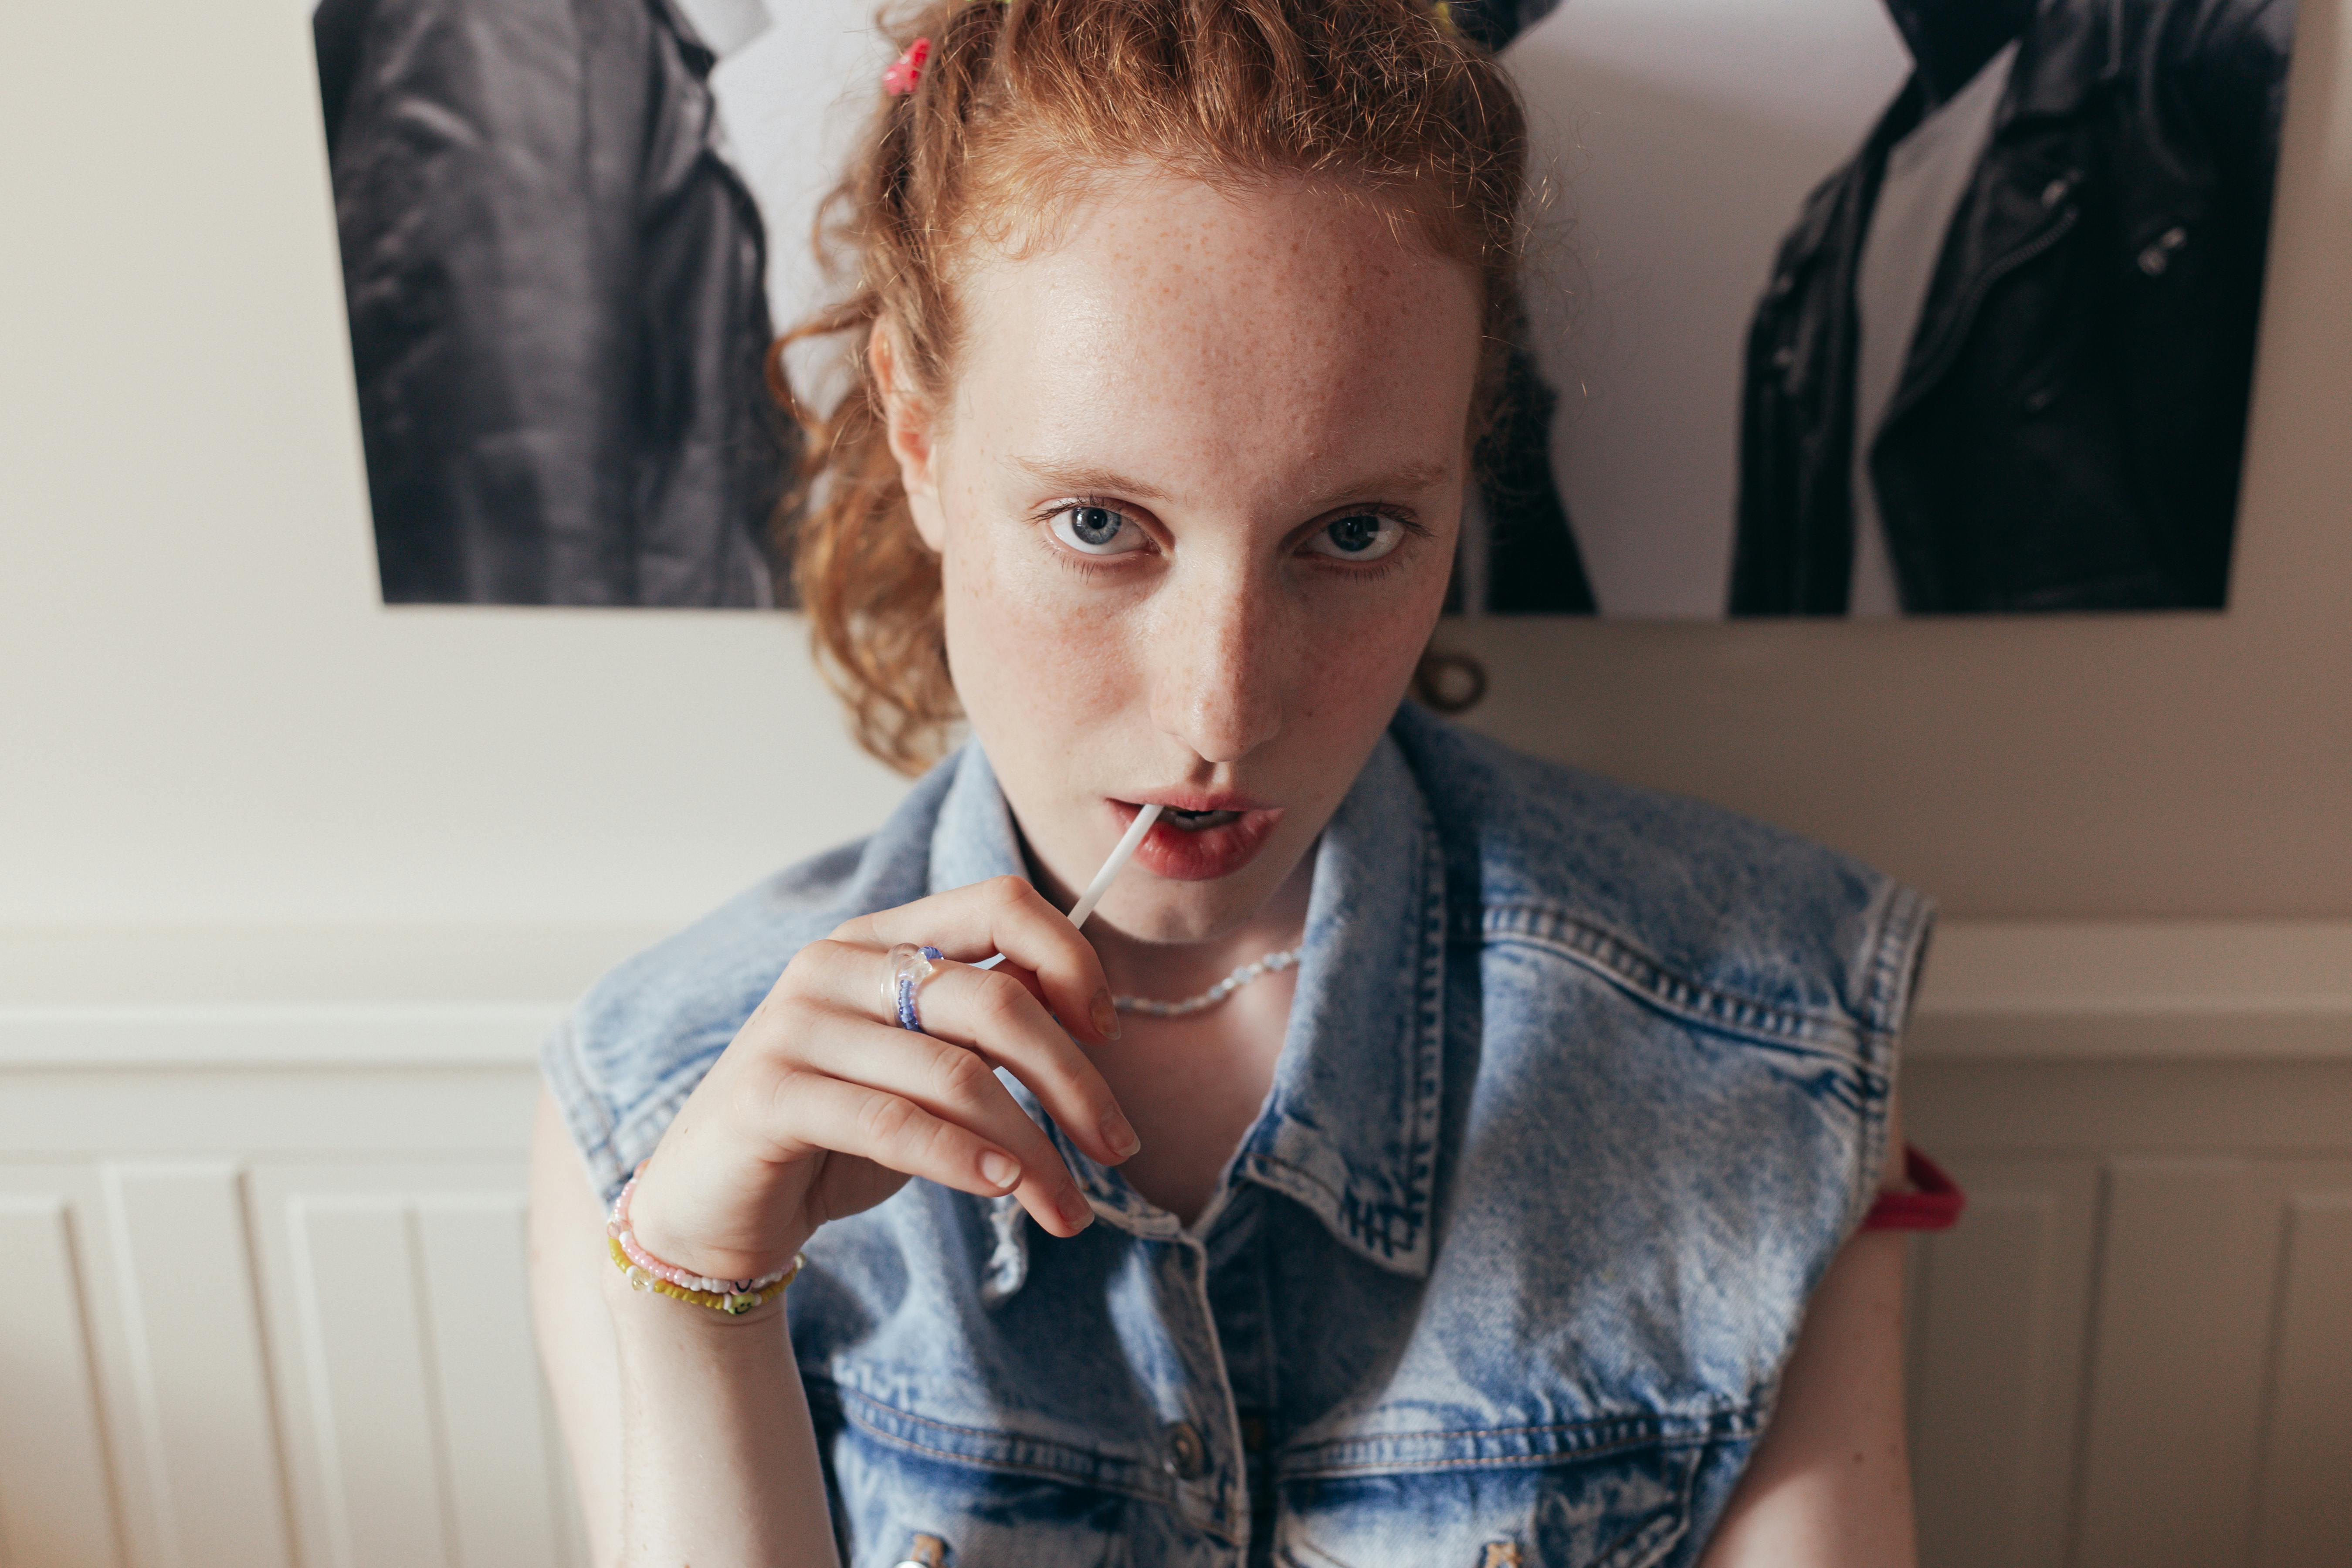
[948,174,1484,494]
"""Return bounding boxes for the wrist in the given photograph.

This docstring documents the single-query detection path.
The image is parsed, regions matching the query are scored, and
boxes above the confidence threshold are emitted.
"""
[626,1160,811,1284]
[600,1256,793,1333]
[604,1168,806,1319]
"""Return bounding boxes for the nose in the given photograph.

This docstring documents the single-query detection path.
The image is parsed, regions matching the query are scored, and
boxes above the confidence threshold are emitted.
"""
[1145,565,1286,765]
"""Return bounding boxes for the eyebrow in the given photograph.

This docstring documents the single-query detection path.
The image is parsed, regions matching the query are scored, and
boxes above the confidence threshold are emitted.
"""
[1010,455,1454,508]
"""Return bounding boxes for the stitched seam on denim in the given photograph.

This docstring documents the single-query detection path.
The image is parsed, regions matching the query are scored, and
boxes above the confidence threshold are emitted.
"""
[1481,903,1854,1044]
[1849,880,1933,1224]
[1335,802,1449,1268]
[1476,904,1867,1061]
[1280,1430,1718,1478]
[840,1420,1183,1514]
[1260,796,1447,1276]
[1403,805,1447,1246]
[835,1383,1148,1472]
[829,1384,1178,1506]
[1244,1153,1345,1216]
[1237,1155,1420,1281]
[1278,1409,1760,1477]
[1860,882,1934,1064]
[1305,1411,1754,1442]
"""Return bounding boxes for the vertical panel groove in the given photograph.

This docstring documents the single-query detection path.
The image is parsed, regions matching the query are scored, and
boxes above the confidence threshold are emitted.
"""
[100,1163,294,1568]
[2060,1158,2132,1568]
[403,1207,466,1568]
[58,1199,131,1568]
[233,1165,307,1568]
[414,1195,566,1568]
[286,1194,457,1568]
[102,1175,185,1568]
[2252,1193,2352,1567]
[286,1195,355,1568]
[2244,1188,2303,1552]
[0,1195,128,1568]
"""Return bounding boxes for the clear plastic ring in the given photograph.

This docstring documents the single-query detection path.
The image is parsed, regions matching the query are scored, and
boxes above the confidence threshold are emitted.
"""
[883,943,944,1032]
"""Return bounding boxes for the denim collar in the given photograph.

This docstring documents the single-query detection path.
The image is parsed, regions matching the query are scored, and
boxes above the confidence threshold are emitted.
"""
[925,731,1446,1279]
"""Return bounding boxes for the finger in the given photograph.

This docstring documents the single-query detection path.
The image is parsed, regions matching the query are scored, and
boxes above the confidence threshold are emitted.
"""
[764,1065,1095,1238]
[834,876,1119,1044]
[794,941,1140,1166]
[790,1012,1099,1232]
[905,963,1142,1166]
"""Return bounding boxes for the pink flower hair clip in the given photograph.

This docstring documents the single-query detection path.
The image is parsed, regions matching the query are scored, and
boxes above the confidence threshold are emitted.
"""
[884,36,932,96]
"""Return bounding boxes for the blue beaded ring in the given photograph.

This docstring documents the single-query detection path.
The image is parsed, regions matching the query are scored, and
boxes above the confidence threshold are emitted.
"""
[885,944,945,1032]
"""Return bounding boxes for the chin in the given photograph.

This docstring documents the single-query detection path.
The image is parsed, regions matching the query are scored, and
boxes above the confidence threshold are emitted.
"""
[1090,871,1284,947]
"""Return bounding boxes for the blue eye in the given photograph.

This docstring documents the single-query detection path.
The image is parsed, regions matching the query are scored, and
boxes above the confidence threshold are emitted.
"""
[1049,505,1146,556]
[1305,512,1405,561]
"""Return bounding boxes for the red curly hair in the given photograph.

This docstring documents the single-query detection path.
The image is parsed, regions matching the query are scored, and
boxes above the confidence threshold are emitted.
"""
[770,0,1522,773]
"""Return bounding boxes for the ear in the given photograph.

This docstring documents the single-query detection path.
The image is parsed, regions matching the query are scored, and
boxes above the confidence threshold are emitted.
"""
[870,319,949,554]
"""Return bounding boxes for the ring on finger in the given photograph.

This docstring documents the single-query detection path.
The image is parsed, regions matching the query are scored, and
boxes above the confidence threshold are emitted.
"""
[883,943,946,1033]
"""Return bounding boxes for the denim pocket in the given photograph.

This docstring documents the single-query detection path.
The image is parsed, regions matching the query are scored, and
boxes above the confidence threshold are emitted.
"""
[835,1436,1139,1568]
[1273,1437,1700,1568]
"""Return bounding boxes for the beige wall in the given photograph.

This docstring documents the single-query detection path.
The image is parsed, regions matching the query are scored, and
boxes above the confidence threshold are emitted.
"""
[3,2,2345,929]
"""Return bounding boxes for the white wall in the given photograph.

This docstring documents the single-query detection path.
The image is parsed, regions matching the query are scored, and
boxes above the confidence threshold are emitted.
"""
[7,0,2349,931]
[0,2,910,929]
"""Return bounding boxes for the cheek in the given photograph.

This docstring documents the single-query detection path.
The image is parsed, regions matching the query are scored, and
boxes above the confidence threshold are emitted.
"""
[938,503,1143,739]
[1291,546,1454,725]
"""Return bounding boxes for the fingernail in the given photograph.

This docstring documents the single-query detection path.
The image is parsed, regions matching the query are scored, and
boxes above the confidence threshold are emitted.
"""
[1101,1110,1142,1159]
[1091,988,1121,1040]
[979,1151,1020,1190]
[1058,1185,1095,1231]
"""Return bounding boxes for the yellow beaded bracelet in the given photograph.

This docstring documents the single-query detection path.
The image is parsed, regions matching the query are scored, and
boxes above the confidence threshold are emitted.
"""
[608,1237,802,1316]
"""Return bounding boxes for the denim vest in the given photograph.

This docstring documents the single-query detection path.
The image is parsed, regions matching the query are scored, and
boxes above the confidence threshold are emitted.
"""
[544,705,1935,1568]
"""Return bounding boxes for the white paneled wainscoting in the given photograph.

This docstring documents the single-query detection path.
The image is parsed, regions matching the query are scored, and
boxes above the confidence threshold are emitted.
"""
[1,924,2347,1568]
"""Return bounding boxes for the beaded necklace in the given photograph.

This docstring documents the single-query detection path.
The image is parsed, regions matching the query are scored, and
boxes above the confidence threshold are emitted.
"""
[1112,945,1304,1019]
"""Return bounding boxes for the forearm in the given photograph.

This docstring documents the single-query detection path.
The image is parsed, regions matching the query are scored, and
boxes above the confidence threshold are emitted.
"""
[603,1278,840,1568]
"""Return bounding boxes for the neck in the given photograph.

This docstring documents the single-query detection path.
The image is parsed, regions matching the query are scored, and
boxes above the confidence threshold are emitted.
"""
[1882,0,2034,105]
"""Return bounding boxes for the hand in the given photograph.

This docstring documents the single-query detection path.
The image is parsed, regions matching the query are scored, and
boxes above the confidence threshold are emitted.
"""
[620,877,1140,1286]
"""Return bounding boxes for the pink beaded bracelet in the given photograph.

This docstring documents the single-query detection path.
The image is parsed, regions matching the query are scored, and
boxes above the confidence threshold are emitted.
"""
[606,1168,800,1316]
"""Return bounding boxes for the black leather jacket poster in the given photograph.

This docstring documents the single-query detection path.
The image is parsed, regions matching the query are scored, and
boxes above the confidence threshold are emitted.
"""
[1502,0,2296,616]
[315,0,788,606]
[310,0,2297,616]
[1733,0,2295,613]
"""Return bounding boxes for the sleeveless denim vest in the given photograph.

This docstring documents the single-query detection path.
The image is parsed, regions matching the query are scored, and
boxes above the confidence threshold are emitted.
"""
[544,705,1935,1568]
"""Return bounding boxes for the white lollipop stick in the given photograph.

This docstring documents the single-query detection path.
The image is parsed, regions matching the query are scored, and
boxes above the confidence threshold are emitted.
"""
[1068,801,1163,929]
[971,802,1162,971]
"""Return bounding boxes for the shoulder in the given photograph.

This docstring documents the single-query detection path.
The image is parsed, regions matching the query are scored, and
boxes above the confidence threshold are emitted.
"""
[540,764,954,1202]
[1391,705,1934,1057]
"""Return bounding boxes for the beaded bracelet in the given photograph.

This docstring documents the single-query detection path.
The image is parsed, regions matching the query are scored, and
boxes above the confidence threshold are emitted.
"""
[606,1169,802,1316]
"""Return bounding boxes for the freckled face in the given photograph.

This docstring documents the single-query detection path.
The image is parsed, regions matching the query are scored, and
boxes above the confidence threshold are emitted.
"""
[895,173,1483,945]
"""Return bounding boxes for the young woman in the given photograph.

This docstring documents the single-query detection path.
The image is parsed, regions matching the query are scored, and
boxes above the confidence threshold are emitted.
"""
[529,2,1953,1563]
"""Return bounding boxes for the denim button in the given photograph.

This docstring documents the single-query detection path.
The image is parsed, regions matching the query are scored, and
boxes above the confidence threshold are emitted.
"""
[1165,1419,1207,1480]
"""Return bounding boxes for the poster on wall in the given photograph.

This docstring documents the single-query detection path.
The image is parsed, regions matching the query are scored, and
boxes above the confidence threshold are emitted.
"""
[308,0,2296,616]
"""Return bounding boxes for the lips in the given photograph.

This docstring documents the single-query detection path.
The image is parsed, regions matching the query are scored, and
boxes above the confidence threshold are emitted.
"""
[1111,796,1284,882]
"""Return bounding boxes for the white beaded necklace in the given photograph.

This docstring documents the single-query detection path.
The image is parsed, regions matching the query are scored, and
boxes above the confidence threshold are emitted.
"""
[1112,945,1305,1019]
